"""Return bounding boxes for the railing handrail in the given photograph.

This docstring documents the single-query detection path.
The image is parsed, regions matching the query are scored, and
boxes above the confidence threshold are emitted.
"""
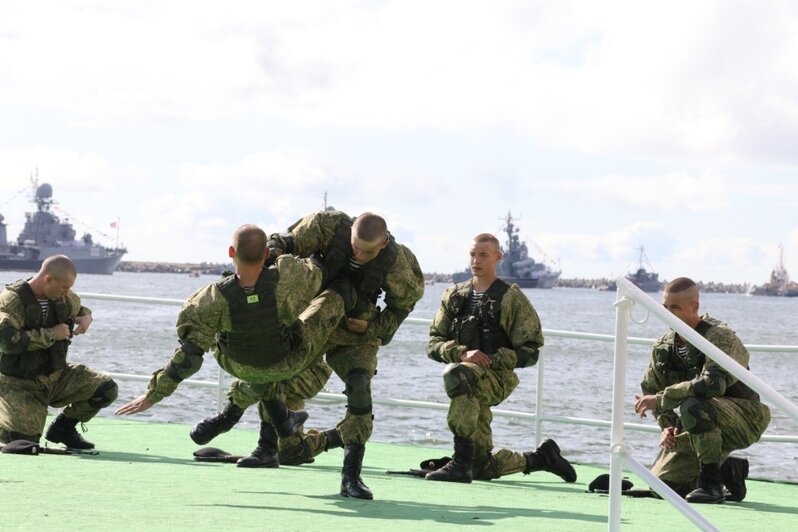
[78,292,798,353]
[81,291,798,444]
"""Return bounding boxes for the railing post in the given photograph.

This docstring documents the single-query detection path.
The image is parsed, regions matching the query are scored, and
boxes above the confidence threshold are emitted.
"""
[609,286,633,531]
[535,349,544,446]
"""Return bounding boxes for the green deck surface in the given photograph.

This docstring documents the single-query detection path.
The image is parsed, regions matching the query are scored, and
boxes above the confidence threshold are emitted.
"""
[2,417,797,531]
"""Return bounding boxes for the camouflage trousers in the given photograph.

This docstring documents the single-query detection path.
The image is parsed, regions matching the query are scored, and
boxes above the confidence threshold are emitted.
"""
[217,288,346,406]
[0,364,115,442]
[651,397,771,489]
[445,362,529,477]
[230,340,380,458]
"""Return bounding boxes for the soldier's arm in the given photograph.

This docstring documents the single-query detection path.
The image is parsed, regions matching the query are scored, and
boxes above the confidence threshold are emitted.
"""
[365,246,425,345]
[273,255,325,325]
[691,326,749,399]
[640,342,680,428]
[268,211,350,257]
[0,290,57,352]
[145,284,224,404]
[491,286,543,370]
[658,326,749,411]
[426,287,466,364]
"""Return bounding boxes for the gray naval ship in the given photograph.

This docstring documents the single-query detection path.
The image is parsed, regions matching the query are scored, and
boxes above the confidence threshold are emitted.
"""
[751,244,798,297]
[601,246,664,293]
[0,182,126,275]
[452,212,561,288]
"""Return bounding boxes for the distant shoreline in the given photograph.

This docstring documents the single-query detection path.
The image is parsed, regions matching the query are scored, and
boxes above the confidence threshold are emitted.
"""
[117,262,753,294]
[117,261,231,275]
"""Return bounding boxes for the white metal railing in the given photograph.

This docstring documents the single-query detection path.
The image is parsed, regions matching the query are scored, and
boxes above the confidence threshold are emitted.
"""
[78,290,798,445]
[608,277,798,532]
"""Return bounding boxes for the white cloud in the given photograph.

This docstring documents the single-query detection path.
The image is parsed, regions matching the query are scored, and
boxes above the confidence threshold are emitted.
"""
[546,171,728,212]
[2,2,797,165]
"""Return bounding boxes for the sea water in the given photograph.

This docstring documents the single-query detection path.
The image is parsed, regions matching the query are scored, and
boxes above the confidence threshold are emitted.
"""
[2,270,796,482]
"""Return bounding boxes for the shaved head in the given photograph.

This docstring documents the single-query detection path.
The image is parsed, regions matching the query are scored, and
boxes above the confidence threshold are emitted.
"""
[232,224,267,265]
[40,255,77,281]
[352,212,388,244]
[665,277,699,302]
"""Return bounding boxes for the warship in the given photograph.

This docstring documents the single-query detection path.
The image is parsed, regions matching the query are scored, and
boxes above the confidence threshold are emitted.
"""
[0,182,126,275]
[624,246,664,293]
[751,244,798,297]
[601,246,664,293]
[452,212,561,288]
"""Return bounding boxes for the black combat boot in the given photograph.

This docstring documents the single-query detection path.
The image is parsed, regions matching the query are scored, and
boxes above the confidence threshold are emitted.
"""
[45,414,95,450]
[323,428,344,451]
[425,436,474,483]
[281,427,342,466]
[340,443,373,500]
[721,456,749,502]
[190,401,245,445]
[260,398,309,438]
[237,423,279,468]
[685,462,726,504]
[523,438,577,483]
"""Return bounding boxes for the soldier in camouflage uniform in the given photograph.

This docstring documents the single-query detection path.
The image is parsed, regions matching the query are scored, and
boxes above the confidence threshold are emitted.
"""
[634,277,771,503]
[0,255,118,449]
[425,233,576,484]
[192,211,424,500]
[115,224,357,468]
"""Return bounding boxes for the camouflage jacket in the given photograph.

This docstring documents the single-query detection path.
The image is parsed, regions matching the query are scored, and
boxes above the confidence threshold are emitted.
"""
[0,283,89,356]
[269,210,424,346]
[427,278,544,371]
[640,314,758,429]
[145,256,323,403]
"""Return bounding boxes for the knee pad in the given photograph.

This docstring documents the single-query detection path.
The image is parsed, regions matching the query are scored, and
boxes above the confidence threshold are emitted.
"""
[88,379,119,409]
[442,363,477,399]
[344,368,373,416]
[679,397,717,434]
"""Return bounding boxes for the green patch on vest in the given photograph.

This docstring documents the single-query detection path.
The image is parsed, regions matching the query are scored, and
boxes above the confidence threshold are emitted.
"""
[246,294,259,304]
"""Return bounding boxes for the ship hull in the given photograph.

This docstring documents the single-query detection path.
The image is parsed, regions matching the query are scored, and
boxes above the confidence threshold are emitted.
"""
[0,252,125,275]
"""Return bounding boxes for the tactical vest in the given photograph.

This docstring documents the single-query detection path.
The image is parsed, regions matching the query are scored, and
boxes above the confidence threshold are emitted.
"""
[0,280,72,378]
[448,279,512,355]
[658,319,759,401]
[215,268,295,368]
[322,219,399,310]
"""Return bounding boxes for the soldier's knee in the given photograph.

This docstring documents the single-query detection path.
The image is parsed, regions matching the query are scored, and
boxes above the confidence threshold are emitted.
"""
[679,397,717,434]
[345,368,373,415]
[443,363,477,399]
[88,379,119,409]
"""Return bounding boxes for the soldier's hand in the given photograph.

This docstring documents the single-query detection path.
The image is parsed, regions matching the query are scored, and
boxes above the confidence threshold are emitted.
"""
[50,323,71,341]
[633,394,657,417]
[73,315,93,335]
[659,426,679,450]
[461,349,492,368]
[345,318,368,334]
[115,395,155,415]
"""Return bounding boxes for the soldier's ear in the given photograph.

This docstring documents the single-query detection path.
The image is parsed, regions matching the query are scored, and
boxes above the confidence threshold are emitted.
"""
[228,246,235,259]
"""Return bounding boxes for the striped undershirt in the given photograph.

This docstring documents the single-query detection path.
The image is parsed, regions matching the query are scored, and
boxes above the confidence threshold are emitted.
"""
[676,342,689,360]
[468,290,484,312]
[37,298,49,321]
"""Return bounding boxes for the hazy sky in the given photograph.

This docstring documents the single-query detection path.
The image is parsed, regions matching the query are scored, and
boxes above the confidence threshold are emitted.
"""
[1,1,797,284]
